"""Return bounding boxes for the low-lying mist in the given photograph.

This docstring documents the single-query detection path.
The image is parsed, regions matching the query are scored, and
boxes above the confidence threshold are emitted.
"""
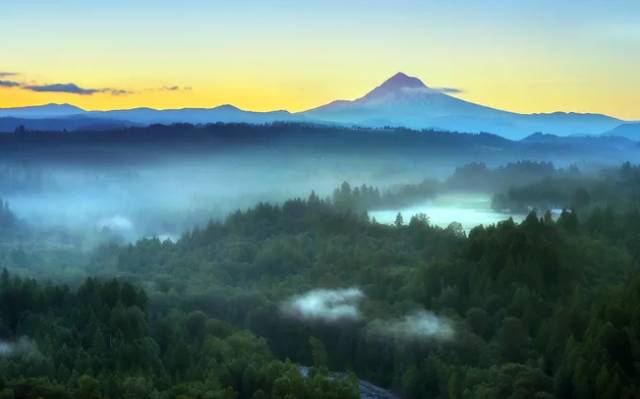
[281,288,365,322]
[0,152,461,247]
[3,123,635,249]
[281,288,455,343]
[367,310,455,342]
[1,124,635,267]
[2,124,640,399]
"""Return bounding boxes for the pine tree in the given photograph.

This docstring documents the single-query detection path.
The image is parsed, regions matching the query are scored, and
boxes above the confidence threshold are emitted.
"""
[395,212,404,227]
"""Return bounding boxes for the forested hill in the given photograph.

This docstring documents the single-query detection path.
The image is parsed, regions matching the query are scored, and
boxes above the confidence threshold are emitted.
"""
[0,273,359,399]
[0,123,637,166]
[103,190,640,398]
[2,171,640,397]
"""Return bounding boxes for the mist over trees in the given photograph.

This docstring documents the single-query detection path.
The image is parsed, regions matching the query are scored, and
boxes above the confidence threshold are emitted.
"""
[1,123,640,398]
[1,161,640,397]
[492,162,640,213]
[0,273,358,399]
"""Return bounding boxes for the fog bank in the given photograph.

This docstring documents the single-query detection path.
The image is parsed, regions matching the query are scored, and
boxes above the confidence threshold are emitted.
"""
[281,288,365,322]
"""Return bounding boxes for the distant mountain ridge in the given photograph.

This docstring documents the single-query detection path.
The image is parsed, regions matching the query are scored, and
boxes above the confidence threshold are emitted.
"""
[0,103,86,119]
[603,123,640,141]
[0,116,133,132]
[89,104,294,125]
[0,72,634,139]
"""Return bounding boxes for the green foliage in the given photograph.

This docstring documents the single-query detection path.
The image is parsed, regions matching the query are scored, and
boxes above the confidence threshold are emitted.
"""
[492,162,640,213]
[4,163,640,398]
[0,273,357,399]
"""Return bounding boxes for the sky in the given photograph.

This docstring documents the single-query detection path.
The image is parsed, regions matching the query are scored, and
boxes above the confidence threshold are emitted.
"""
[1,0,639,119]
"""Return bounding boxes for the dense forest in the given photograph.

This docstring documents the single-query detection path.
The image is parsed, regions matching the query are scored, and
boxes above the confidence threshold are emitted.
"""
[1,123,638,167]
[0,273,358,399]
[1,161,640,398]
[332,161,582,213]
[492,162,640,213]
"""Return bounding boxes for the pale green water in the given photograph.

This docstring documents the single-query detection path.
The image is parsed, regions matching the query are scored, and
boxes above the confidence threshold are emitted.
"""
[368,193,524,232]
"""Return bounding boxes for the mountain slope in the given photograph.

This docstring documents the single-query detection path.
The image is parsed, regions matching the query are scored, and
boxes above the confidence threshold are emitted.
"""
[0,104,297,129]
[303,72,505,126]
[0,103,85,119]
[91,104,297,125]
[300,73,622,139]
[0,116,134,132]
[603,123,640,141]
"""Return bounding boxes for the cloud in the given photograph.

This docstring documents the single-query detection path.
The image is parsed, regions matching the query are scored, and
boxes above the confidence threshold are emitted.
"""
[24,82,99,95]
[0,80,20,88]
[402,86,464,95]
[281,289,455,344]
[367,310,454,342]
[1,71,169,95]
[433,87,463,94]
[23,82,132,96]
[97,215,134,232]
[109,88,133,96]
[140,85,192,93]
[161,85,192,92]
[281,288,364,322]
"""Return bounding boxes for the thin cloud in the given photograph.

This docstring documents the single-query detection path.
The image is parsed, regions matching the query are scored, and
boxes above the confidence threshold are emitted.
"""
[0,80,20,88]
[24,83,100,95]
[366,310,455,342]
[161,85,192,92]
[280,288,365,322]
[434,87,463,94]
[2,73,184,95]
[23,83,132,96]
[403,86,464,95]
[109,88,133,96]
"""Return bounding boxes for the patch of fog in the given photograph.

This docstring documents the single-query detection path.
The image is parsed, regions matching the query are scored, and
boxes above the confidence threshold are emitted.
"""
[281,288,364,322]
[148,233,179,243]
[0,152,458,258]
[367,310,454,342]
[97,215,134,232]
[282,288,454,344]
[0,336,38,357]
[3,152,447,243]
[369,192,525,232]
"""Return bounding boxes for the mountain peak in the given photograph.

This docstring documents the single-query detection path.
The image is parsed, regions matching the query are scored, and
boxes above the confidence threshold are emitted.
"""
[360,72,429,101]
[380,72,427,90]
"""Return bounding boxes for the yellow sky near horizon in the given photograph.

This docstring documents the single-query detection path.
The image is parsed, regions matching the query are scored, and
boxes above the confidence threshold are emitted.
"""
[1,1,639,120]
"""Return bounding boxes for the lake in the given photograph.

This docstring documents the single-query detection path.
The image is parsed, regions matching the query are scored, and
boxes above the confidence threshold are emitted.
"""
[368,193,524,232]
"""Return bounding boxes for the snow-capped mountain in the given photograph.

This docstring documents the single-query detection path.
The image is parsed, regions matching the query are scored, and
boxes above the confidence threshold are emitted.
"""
[301,72,623,139]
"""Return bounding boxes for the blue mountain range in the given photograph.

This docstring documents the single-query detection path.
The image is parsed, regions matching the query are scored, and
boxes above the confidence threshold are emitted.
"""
[0,73,635,140]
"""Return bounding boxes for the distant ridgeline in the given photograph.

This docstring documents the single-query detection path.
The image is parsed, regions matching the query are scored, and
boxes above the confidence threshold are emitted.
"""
[2,163,640,398]
[0,123,638,166]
